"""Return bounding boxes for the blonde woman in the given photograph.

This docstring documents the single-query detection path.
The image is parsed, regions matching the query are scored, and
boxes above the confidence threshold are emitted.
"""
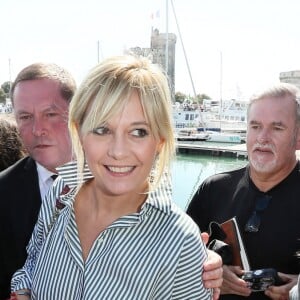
[12,55,212,299]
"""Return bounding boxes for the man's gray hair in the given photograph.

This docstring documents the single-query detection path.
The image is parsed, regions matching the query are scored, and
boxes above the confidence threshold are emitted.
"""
[247,83,300,127]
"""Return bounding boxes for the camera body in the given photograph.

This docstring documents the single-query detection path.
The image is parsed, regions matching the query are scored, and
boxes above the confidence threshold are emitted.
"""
[242,268,284,292]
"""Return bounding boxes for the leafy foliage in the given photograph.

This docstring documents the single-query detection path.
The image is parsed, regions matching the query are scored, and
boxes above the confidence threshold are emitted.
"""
[175,91,186,103]
[175,91,211,104]
[1,81,12,95]
[0,89,6,104]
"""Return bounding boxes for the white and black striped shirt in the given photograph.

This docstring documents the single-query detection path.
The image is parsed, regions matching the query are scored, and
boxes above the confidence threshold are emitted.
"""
[12,162,211,299]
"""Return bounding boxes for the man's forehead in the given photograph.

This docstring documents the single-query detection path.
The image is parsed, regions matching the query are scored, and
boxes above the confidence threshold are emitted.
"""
[248,105,295,126]
[14,97,68,115]
[13,80,67,109]
[14,78,61,99]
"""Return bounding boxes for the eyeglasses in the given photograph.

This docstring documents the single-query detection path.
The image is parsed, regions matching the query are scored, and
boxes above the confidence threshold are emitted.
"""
[244,195,272,232]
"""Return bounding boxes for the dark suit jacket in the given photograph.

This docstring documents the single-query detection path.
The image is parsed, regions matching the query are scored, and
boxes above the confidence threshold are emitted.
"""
[0,156,41,299]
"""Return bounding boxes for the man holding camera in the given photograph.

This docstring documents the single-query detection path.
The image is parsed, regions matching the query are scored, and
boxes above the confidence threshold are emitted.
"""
[187,83,300,299]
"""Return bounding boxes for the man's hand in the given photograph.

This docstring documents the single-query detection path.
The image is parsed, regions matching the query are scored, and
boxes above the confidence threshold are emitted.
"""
[265,272,298,300]
[203,250,223,299]
[201,232,223,299]
[221,265,251,296]
[9,291,31,300]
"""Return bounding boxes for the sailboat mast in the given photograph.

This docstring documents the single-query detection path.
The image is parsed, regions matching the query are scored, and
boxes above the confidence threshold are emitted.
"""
[220,51,223,130]
[97,41,100,63]
[170,0,206,131]
[220,51,223,100]
[165,0,169,74]
[8,58,12,99]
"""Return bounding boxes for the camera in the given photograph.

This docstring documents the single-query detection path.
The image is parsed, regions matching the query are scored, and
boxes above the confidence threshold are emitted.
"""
[241,268,284,292]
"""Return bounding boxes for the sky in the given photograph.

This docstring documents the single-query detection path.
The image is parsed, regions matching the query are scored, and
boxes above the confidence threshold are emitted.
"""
[1,0,300,101]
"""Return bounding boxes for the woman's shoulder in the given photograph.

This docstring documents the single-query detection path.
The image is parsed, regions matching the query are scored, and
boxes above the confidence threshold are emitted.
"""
[166,202,201,235]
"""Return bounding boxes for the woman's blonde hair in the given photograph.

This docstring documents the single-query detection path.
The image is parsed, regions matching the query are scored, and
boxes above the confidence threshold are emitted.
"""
[69,55,175,189]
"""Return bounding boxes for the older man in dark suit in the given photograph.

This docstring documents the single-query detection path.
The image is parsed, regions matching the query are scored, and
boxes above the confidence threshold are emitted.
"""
[0,63,76,300]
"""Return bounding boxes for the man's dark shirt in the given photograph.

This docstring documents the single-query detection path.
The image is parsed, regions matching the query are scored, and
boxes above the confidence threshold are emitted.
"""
[187,163,300,300]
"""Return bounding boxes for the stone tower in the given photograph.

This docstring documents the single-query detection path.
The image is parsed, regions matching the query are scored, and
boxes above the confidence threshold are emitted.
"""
[128,28,177,101]
[279,70,300,89]
[150,29,177,99]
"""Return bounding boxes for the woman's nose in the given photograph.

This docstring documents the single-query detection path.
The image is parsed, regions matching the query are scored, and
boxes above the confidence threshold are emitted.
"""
[107,135,129,159]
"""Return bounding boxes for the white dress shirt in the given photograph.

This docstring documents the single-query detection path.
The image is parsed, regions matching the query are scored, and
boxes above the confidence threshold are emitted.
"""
[36,162,57,201]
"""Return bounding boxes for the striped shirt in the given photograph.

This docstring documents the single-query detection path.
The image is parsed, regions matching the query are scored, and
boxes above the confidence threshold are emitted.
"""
[12,162,211,299]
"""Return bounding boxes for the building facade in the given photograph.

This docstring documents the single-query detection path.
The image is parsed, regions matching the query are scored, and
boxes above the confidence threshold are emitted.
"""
[279,70,300,89]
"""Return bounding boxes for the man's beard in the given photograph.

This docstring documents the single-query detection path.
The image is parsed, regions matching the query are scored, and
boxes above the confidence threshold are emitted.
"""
[249,143,277,173]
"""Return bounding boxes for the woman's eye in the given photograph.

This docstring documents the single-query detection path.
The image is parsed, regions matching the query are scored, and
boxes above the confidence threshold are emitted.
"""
[92,126,110,135]
[132,128,148,137]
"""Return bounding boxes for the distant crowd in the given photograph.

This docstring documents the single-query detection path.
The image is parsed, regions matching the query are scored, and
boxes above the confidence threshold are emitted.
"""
[0,103,13,114]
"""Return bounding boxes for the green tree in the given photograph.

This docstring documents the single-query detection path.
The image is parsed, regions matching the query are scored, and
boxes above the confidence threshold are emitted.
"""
[1,81,12,96]
[194,93,211,105]
[175,91,186,103]
[175,91,211,105]
[0,88,6,104]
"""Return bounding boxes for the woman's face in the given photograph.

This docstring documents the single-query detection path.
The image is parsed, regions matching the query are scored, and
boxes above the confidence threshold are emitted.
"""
[80,90,163,198]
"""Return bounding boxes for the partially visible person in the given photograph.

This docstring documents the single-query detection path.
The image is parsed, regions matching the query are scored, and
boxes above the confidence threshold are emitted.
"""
[289,274,300,299]
[0,63,76,300]
[289,253,300,300]
[12,55,213,299]
[187,82,300,300]
[0,115,26,171]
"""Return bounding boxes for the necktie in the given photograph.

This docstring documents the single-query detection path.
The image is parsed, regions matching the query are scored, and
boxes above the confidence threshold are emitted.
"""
[51,175,58,181]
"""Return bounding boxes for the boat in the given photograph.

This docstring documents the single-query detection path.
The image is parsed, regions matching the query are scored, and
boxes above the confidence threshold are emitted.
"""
[173,102,201,130]
[173,99,247,133]
[205,131,243,143]
[176,129,209,141]
[198,99,247,133]
[175,129,243,144]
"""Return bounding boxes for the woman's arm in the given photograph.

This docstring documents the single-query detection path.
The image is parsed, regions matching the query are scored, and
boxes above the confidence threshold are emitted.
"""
[172,228,212,299]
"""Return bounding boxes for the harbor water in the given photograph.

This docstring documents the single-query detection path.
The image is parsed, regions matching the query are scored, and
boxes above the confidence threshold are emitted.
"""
[171,153,248,210]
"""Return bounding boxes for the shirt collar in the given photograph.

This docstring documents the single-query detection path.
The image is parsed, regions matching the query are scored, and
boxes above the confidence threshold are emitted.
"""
[36,162,56,184]
[56,161,173,215]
